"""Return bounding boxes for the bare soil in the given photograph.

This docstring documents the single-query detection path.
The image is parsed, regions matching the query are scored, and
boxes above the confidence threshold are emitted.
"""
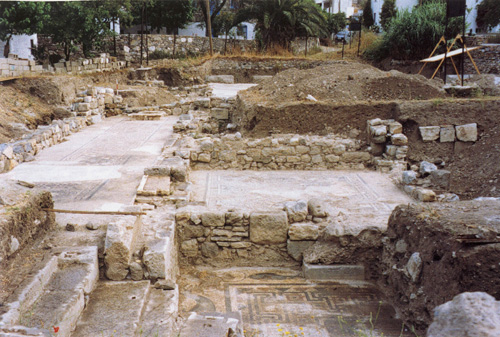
[240,61,445,106]
[381,200,500,333]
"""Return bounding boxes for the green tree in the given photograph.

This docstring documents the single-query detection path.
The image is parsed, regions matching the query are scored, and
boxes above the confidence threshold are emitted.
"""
[362,0,374,28]
[477,0,500,32]
[365,0,464,61]
[380,0,396,31]
[236,0,326,50]
[148,0,194,57]
[325,12,347,37]
[197,0,227,37]
[212,10,236,53]
[0,1,49,57]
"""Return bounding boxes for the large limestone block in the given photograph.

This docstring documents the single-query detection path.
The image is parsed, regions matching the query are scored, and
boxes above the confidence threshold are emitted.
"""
[288,223,320,241]
[341,152,371,163]
[419,126,440,142]
[287,240,315,261]
[427,292,500,337]
[104,216,141,281]
[391,133,408,146]
[143,237,176,279]
[201,212,225,227]
[250,212,289,244]
[440,125,456,143]
[456,123,478,142]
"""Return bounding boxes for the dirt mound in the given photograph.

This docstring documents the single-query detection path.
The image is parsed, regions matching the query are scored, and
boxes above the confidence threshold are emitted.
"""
[240,61,445,105]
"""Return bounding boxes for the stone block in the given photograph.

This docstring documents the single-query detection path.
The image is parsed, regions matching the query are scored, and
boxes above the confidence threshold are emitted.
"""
[0,144,13,159]
[402,170,417,185]
[231,242,252,249]
[391,134,408,146]
[225,211,243,225]
[405,252,422,283]
[385,145,397,157]
[303,262,365,280]
[201,212,225,227]
[104,216,141,281]
[416,188,436,202]
[370,125,387,137]
[211,108,229,120]
[287,240,315,261]
[388,121,403,134]
[369,142,385,156]
[284,200,308,223]
[419,126,440,142]
[201,242,219,258]
[456,123,477,142]
[325,154,340,163]
[420,161,438,176]
[341,152,371,163]
[288,223,320,241]
[440,125,455,142]
[431,169,451,189]
[181,239,199,257]
[205,75,234,84]
[197,153,211,163]
[308,199,328,218]
[249,212,289,244]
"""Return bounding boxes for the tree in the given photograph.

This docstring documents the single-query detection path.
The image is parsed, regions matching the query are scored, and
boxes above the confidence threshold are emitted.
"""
[212,10,236,53]
[148,0,194,57]
[477,0,500,32]
[380,0,396,31]
[236,0,327,50]
[197,0,227,37]
[0,1,49,57]
[325,12,347,37]
[364,0,464,61]
[363,0,374,28]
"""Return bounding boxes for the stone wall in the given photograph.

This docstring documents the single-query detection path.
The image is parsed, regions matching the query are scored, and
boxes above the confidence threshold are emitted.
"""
[0,53,126,78]
[466,44,500,74]
[0,86,120,173]
[189,134,372,170]
[176,199,330,262]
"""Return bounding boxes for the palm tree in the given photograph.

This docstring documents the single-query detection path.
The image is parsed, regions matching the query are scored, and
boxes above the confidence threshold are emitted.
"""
[236,0,327,51]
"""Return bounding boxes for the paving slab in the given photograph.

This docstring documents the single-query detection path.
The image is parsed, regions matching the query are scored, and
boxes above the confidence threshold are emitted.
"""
[208,83,258,99]
[71,281,150,337]
[4,116,177,211]
[189,170,413,232]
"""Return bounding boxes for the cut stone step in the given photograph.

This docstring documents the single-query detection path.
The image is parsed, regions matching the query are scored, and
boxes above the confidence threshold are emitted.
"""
[0,247,98,337]
[179,312,244,337]
[129,111,165,120]
[71,281,150,337]
[303,262,365,281]
[137,175,171,197]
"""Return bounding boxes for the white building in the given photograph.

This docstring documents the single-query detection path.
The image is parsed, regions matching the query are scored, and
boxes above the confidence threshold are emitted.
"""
[371,0,496,34]
[315,0,356,17]
[179,21,256,40]
[0,34,37,60]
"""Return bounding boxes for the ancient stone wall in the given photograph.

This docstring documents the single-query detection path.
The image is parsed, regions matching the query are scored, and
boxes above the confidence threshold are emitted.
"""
[466,44,500,74]
[189,134,372,170]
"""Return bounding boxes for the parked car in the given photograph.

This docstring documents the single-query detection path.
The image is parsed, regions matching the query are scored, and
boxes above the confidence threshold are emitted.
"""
[335,31,351,43]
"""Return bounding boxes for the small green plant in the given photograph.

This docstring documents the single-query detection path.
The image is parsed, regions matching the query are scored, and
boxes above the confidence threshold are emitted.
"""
[431,98,444,107]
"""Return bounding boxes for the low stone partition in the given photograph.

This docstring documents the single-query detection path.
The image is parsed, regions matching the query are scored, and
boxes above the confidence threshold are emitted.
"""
[176,200,330,263]
[189,134,372,170]
[419,123,478,143]
[379,200,500,333]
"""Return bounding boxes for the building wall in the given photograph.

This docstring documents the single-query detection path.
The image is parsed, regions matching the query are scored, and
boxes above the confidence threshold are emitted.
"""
[316,0,355,16]
[0,34,37,60]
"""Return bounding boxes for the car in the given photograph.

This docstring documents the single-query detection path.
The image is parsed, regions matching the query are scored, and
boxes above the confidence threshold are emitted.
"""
[335,31,351,43]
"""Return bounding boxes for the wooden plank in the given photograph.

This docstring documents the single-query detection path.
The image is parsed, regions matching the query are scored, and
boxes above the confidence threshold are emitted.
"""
[421,46,480,63]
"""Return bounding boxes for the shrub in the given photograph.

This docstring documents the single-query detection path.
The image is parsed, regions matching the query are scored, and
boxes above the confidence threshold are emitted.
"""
[364,0,463,61]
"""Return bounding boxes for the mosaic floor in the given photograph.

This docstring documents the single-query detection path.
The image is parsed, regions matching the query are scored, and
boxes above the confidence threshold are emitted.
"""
[179,267,413,337]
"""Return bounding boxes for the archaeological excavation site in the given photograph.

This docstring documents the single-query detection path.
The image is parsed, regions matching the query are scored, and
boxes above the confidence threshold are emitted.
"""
[0,54,499,337]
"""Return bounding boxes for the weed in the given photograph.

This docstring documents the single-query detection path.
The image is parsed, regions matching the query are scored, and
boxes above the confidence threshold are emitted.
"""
[431,98,443,107]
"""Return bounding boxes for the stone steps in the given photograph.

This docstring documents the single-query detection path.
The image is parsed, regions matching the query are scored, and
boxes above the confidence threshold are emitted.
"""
[179,312,244,337]
[0,247,99,337]
[71,281,150,337]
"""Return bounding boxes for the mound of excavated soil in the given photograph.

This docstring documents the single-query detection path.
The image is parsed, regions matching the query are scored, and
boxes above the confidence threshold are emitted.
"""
[240,61,445,105]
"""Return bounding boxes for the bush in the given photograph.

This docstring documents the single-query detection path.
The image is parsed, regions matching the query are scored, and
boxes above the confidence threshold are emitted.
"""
[364,0,463,61]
